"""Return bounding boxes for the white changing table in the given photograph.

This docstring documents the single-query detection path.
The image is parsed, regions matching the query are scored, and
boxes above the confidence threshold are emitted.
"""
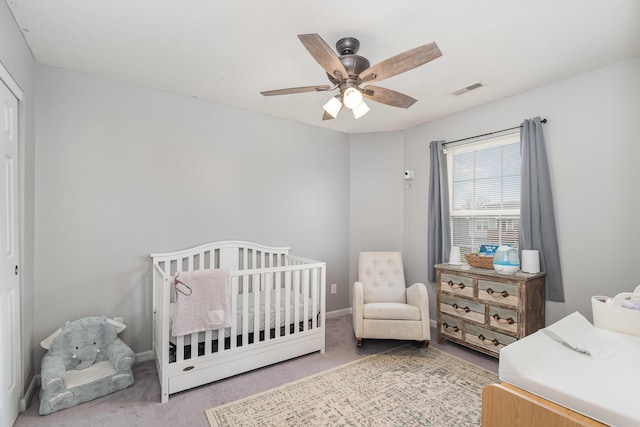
[493,312,640,427]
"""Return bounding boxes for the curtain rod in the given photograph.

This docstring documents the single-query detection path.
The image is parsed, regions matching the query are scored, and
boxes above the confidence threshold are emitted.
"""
[444,118,547,145]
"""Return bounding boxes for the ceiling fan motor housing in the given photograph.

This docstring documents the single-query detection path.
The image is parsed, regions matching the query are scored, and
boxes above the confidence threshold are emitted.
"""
[326,37,371,83]
[336,37,360,55]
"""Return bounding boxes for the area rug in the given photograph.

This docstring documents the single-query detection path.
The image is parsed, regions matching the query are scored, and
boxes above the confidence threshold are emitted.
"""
[205,345,498,426]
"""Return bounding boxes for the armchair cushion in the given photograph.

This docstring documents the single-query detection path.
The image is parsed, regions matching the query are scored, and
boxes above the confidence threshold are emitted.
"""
[65,361,115,389]
[359,252,407,304]
[363,302,421,320]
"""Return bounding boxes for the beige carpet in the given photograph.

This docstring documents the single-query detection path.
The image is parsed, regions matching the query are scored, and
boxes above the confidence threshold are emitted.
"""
[205,345,498,426]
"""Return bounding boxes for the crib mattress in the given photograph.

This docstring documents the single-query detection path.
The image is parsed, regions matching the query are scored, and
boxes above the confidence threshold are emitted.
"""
[170,289,317,341]
[499,311,640,427]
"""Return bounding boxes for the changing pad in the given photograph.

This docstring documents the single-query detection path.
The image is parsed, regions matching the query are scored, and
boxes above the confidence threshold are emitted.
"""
[499,311,640,427]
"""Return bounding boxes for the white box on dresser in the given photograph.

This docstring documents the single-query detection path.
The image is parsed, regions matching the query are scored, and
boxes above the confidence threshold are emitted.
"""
[435,263,545,358]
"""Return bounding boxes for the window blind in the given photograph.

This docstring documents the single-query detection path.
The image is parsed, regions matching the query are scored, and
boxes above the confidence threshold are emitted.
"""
[446,132,520,256]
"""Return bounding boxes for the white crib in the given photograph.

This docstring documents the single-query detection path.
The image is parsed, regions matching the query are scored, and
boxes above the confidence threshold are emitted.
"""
[151,240,326,402]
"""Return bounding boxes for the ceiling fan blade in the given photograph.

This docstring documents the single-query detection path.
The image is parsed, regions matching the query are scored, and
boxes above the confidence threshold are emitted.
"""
[298,34,349,81]
[359,42,442,84]
[261,85,331,96]
[362,85,417,108]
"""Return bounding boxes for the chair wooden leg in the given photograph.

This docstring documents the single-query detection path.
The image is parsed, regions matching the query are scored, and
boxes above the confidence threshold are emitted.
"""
[356,338,363,347]
[422,340,430,349]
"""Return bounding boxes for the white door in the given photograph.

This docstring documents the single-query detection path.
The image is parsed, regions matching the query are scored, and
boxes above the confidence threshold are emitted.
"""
[0,78,20,427]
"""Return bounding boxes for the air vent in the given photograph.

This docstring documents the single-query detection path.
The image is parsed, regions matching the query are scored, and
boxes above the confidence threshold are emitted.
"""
[452,81,485,96]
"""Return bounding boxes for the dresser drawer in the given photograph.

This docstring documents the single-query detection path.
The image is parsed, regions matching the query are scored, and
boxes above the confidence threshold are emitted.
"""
[440,294,485,324]
[488,305,519,334]
[440,314,463,340]
[440,273,474,298]
[478,280,520,307]
[465,324,517,356]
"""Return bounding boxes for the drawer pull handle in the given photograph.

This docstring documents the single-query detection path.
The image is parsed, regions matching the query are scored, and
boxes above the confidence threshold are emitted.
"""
[478,334,501,347]
[452,303,471,314]
[486,288,510,299]
[492,313,516,325]
[447,280,466,290]
[442,322,460,333]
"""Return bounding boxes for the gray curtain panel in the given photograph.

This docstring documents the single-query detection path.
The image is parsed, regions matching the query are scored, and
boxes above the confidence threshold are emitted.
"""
[519,117,565,302]
[427,140,451,282]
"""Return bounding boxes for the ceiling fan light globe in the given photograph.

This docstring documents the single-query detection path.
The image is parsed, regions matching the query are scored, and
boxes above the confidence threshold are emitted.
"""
[323,97,343,118]
[352,100,370,119]
[343,87,363,109]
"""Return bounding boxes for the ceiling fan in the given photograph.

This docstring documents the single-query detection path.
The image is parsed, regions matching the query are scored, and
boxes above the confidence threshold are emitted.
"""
[260,34,442,120]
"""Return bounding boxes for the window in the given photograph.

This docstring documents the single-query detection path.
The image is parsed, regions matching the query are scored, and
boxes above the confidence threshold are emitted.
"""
[446,132,520,256]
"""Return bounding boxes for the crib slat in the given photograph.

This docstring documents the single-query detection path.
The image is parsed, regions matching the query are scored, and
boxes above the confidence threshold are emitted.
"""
[294,269,300,332]
[260,252,266,290]
[230,276,238,349]
[176,335,184,363]
[253,273,260,342]
[303,268,310,332]
[251,249,257,270]
[204,330,212,356]
[285,270,291,336]
[275,269,281,339]
[242,274,249,346]
[214,328,224,354]
[190,332,198,358]
[264,273,271,342]
[243,248,248,273]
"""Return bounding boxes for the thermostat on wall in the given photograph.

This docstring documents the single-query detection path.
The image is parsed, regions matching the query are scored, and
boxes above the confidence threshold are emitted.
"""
[404,170,414,180]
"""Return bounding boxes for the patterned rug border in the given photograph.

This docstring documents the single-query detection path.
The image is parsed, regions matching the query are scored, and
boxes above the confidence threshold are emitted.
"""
[205,345,497,426]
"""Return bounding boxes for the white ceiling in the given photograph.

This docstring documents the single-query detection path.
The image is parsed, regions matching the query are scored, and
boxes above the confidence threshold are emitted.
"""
[6,0,640,134]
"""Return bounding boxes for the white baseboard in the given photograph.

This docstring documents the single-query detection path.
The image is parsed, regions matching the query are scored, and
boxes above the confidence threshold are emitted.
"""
[134,350,155,362]
[20,374,39,412]
[326,308,352,318]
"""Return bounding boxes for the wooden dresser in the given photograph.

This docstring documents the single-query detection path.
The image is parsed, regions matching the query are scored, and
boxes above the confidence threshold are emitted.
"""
[435,263,545,358]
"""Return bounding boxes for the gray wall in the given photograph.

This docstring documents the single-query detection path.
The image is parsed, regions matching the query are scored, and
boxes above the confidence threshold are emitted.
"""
[349,131,405,292]
[403,57,640,325]
[0,1,36,401]
[34,65,350,359]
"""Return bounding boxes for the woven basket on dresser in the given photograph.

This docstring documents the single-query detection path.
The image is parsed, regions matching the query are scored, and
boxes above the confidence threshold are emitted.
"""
[465,254,494,269]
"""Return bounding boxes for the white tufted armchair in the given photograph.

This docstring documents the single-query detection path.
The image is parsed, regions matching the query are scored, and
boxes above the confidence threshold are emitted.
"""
[352,252,430,347]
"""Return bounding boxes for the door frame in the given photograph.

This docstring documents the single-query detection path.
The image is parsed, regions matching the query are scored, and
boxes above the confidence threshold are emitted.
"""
[0,62,24,101]
[0,59,24,423]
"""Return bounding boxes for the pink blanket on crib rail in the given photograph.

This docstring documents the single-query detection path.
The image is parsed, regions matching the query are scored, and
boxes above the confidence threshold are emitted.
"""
[172,269,231,337]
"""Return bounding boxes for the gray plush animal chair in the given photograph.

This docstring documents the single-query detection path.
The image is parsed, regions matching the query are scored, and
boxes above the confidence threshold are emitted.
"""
[39,316,135,415]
